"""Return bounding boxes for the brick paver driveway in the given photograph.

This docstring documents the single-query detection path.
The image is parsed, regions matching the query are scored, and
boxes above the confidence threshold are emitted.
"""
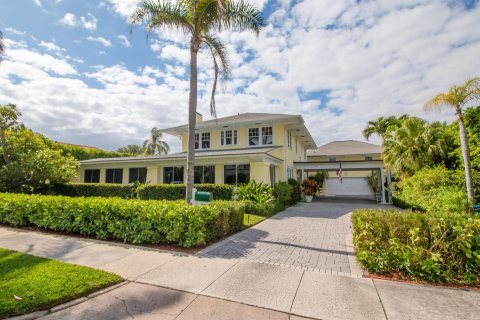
[199,197,391,276]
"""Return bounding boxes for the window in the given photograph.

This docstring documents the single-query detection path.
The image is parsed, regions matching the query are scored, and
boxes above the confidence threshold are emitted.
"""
[365,156,373,161]
[269,165,276,186]
[287,167,294,179]
[195,132,210,149]
[287,131,292,149]
[221,129,237,146]
[194,166,215,184]
[224,164,250,184]
[262,127,273,145]
[106,168,123,184]
[249,126,273,146]
[163,166,184,184]
[129,167,147,183]
[329,158,336,162]
[84,169,100,183]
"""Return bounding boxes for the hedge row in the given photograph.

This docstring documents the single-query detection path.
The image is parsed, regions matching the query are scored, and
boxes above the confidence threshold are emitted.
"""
[54,183,234,201]
[137,184,234,201]
[352,209,480,285]
[0,193,248,247]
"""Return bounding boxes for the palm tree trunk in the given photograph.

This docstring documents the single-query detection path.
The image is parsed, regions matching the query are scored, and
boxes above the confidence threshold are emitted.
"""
[186,45,198,204]
[456,105,474,203]
[0,129,10,165]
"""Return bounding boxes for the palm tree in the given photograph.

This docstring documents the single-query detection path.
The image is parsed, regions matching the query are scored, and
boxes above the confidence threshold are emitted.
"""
[424,77,480,202]
[143,127,170,155]
[130,0,264,203]
[117,144,144,155]
[383,117,446,175]
[363,115,402,144]
[0,28,6,64]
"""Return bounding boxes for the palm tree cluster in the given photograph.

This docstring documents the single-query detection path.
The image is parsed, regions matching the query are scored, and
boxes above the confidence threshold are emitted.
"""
[130,0,264,203]
[142,127,170,155]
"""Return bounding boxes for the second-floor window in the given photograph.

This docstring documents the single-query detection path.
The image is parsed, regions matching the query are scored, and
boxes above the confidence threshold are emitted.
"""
[195,132,210,149]
[249,126,273,146]
[221,129,237,146]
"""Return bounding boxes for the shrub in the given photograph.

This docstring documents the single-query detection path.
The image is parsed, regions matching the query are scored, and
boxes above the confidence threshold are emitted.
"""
[54,183,133,198]
[273,182,293,206]
[242,200,285,217]
[395,166,469,215]
[352,209,480,285]
[138,184,234,201]
[236,180,274,205]
[0,193,245,247]
[301,179,318,196]
[288,178,301,203]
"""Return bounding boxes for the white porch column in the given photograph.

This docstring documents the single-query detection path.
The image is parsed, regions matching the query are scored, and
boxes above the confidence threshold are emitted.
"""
[386,168,392,204]
[380,168,386,204]
[301,169,305,181]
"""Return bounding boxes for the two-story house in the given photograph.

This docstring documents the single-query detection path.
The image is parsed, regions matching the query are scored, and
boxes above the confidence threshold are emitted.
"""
[76,113,317,186]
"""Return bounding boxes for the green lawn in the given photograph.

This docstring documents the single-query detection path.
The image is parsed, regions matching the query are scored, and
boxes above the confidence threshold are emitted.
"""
[0,248,122,318]
[243,213,266,228]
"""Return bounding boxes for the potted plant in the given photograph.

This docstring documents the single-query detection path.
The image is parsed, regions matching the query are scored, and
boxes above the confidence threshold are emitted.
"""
[302,179,318,203]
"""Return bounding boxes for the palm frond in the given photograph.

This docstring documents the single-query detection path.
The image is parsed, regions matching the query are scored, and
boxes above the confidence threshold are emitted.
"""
[0,29,6,63]
[130,0,193,36]
[213,0,265,35]
[202,34,232,117]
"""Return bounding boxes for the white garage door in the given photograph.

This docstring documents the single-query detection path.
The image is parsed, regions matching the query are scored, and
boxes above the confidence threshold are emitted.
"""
[324,178,373,196]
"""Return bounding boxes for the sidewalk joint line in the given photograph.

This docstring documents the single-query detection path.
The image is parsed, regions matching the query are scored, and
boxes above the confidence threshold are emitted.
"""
[172,294,200,320]
[372,279,389,320]
[200,259,241,294]
[289,270,305,313]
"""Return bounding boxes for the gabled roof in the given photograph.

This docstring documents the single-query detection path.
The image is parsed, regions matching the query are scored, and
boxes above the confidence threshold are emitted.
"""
[79,146,281,164]
[307,140,381,157]
[161,112,317,149]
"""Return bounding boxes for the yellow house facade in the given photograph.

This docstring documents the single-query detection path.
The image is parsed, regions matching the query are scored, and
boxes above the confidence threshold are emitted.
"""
[77,113,317,186]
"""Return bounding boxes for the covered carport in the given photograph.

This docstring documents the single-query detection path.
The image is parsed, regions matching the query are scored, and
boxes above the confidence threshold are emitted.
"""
[294,160,391,204]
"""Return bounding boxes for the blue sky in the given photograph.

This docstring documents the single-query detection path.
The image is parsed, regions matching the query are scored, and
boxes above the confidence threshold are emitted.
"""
[0,0,479,152]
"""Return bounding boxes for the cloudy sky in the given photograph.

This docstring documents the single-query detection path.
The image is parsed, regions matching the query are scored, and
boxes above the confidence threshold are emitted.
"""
[0,0,479,152]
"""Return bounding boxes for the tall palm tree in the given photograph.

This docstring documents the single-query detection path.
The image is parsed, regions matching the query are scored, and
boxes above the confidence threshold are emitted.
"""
[383,117,446,175]
[424,77,480,202]
[130,0,264,203]
[143,127,170,155]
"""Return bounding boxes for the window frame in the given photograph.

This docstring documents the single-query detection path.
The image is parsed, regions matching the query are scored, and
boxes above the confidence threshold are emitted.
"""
[194,165,215,184]
[194,132,211,150]
[224,164,250,184]
[84,169,100,183]
[105,168,123,184]
[163,166,184,184]
[220,129,238,146]
[248,126,273,146]
[129,167,147,183]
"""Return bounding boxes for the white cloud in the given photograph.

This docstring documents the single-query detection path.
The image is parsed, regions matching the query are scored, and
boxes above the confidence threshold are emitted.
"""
[104,0,140,18]
[5,27,26,36]
[86,36,112,47]
[38,40,65,53]
[32,0,42,7]
[80,13,97,31]
[59,13,77,27]
[117,35,131,48]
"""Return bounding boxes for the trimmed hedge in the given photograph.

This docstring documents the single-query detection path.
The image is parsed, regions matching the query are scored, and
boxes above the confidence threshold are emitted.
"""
[54,183,234,201]
[54,183,133,198]
[137,184,234,201]
[352,209,480,285]
[0,193,247,247]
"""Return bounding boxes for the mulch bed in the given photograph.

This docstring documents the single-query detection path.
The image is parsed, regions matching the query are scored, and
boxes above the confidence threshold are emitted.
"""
[368,271,480,291]
[0,224,207,254]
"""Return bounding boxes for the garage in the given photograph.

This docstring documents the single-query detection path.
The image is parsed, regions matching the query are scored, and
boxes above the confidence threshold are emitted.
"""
[323,177,372,197]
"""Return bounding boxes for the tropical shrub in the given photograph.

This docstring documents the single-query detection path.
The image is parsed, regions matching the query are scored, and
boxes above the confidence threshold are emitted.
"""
[273,182,293,206]
[236,180,274,205]
[288,178,301,203]
[301,179,318,196]
[0,193,246,247]
[54,183,133,198]
[352,209,480,285]
[138,184,234,201]
[242,200,285,217]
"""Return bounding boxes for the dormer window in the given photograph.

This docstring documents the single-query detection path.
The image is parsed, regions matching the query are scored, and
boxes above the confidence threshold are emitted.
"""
[221,129,237,146]
[249,126,273,146]
[195,132,210,149]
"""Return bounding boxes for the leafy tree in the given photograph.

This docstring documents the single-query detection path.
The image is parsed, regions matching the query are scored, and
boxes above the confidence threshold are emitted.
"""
[0,127,78,193]
[383,117,446,175]
[117,144,144,155]
[362,115,409,144]
[43,139,133,160]
[142,127,170,155]
[130,0,264,203]
[424,77,480,202]
[0,104,21,165]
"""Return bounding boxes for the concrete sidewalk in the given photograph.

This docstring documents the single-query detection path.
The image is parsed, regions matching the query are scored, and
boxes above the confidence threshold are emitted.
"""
[1,226,479,320]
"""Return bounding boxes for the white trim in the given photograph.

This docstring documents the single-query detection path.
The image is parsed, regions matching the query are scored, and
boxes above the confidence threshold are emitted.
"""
[195,131,211,150]
[247,125,274,146]
[220,129,238,146]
